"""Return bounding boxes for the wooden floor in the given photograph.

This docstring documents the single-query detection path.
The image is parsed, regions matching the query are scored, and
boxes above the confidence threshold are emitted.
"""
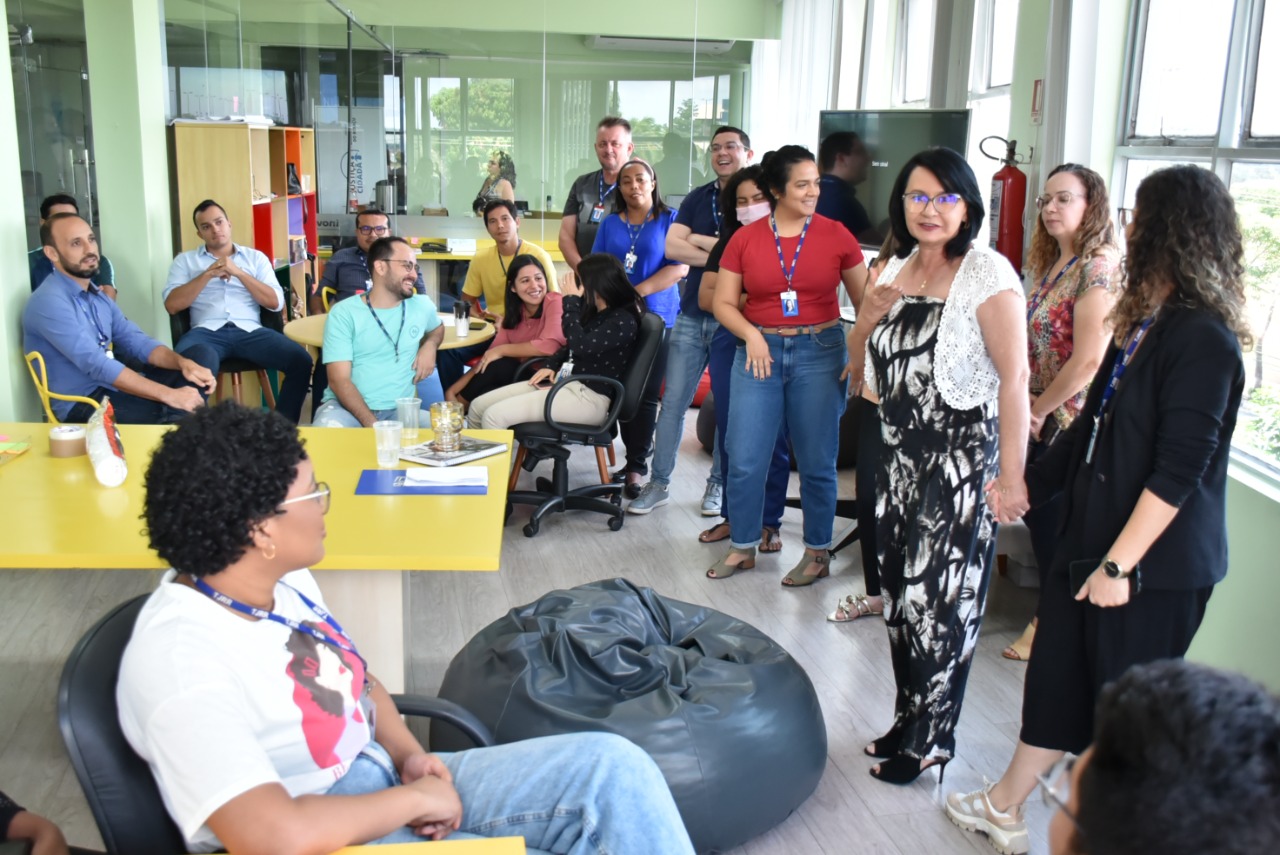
[0,413,1056,854]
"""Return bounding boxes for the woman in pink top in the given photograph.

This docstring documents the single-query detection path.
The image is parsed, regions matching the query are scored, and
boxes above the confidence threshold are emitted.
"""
[446,255,566,407]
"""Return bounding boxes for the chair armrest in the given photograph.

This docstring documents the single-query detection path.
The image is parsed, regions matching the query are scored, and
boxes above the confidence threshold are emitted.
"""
[513,356,553,382]
[391,693,494,748]
[542,374,624,435]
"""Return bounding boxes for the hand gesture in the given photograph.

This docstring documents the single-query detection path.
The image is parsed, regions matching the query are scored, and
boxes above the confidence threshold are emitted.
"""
[984,476,1029,523]
[560,269,585,298]
[401,751,453,786]
[839,338,865,394]
[206,258,231,282]
[402,773,463,840]
[179,357,217,394]
[413,345,437,383]
[222,256,245,280]
[1075,568,1131,607]
[860,265,903,326]
[166,386,206,413]
[529,367,556,387]
[744,331,773,379]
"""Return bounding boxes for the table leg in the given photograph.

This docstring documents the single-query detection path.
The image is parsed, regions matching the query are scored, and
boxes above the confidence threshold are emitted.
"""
[314,570,406,693]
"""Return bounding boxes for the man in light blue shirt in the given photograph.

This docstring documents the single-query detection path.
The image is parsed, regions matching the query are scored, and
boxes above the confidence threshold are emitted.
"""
[164,200,313,422]
[23,214,215,423]
[313,236,445,427]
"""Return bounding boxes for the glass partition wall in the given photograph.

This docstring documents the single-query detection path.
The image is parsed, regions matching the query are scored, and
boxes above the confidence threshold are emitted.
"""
[160,1,754,246]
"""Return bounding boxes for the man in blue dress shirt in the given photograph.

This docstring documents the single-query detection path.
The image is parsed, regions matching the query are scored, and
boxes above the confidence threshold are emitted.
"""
[627,126,752,517]
[28,194,117,299]
[164,200,313,423]
[23,214,214,423]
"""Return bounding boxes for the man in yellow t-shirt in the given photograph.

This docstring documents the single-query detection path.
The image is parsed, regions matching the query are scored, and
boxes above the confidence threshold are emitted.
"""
[439,199,558,388]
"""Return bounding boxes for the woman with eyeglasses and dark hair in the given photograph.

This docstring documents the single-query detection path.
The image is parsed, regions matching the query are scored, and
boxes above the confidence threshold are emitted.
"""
[1003,164,1121,663]
[1041,660,1280,855]
[466,253,646,431]
[119,402,694,855]
[445,255,566,408]
[709,145,869,584]
[472,150,517,215]
[847,147,1029,785]
[590,157,689,496]
[695,165,793,553]
[947,165,1247,854]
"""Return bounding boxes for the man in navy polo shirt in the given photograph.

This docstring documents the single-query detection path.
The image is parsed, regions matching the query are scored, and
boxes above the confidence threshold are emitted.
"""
[628,126,752,517]
[313,207,425,310]
[164,200,313,423]
[816,131,880,245]
[28,194,118,299]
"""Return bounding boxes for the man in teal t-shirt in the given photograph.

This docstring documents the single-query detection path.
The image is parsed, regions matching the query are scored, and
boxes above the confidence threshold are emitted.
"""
[313,236,444,427]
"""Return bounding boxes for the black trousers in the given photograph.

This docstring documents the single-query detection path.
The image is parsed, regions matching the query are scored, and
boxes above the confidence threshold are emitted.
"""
[619,326,672,475]
[1020,566,1212,754]
[855,400,882,597]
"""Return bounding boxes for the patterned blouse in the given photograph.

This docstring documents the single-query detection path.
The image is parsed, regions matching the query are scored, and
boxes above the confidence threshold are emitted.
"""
[1026,253,1119,431]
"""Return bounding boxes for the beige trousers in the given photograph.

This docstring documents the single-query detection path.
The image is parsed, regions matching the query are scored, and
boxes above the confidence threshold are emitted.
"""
[466,379,611,431]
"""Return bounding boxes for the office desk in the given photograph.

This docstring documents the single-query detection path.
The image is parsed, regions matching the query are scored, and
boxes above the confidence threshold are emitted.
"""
[284,314,496,351]
[0,423,512,690]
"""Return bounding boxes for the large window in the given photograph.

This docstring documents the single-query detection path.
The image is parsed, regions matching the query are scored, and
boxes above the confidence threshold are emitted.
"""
[965,0,1018,248]
[896,0,935,104]
[1117,0,1280,475]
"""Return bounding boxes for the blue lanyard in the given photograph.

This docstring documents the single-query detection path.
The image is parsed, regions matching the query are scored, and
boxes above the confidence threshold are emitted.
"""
[770,214,812,289]
[625,216,648,255]
[598,174,616,205]
[74,290,109,349]
[364,295,407,361]
[191,576,365,669]
[1097,315,1156,421]
[1026,255,1078,323]
[707,180,722,235]
[498,240,523,277]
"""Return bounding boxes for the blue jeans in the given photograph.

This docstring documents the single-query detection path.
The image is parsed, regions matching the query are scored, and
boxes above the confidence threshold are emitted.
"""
[313,399,432,428]
[725,326,847,549]
[327,736,694,854]
[176,324,313,423]
[709,327,789,529]
[649,313,720,488]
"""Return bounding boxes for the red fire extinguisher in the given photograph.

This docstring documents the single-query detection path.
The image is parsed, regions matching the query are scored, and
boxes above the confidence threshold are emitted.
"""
[981,136,1027,274]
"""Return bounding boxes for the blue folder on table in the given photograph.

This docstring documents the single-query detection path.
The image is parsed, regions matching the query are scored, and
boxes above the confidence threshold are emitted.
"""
[355,469,488,495]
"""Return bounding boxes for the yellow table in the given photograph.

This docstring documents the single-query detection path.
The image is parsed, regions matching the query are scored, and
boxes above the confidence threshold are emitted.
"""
[284,314,496,351]
[0,423,512,690]
[334,838,525,853]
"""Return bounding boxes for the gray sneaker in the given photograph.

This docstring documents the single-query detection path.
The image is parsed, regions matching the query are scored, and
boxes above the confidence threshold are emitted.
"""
[700,482,723,516]
[627,482,670,515]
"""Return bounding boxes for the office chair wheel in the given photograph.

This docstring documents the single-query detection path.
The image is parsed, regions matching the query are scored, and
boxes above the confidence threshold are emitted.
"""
[523,521,540,538]
[608,515,624,531]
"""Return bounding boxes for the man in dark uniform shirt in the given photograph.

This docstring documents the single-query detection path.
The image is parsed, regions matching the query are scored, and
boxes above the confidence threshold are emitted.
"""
[816,131,881,245]
[558,116,634,271]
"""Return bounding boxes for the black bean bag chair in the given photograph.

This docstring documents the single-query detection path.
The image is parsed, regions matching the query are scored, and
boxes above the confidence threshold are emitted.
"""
[434,578,827,854]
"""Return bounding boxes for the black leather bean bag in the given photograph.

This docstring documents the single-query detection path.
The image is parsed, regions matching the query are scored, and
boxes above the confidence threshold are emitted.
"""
[434,578,827,854]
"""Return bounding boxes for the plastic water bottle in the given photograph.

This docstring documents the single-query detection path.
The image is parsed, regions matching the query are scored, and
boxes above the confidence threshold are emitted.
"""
[86,399,128,487]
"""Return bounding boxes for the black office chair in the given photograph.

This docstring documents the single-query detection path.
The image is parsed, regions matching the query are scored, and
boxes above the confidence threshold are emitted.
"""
[58,595,494,855]
[506,312,664,537]
[169,307,283,410]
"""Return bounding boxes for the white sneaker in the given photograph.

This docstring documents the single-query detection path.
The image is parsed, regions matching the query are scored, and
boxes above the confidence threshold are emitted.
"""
[627,482,669,515]
[700,482,723,516]
[945,781,1029,855]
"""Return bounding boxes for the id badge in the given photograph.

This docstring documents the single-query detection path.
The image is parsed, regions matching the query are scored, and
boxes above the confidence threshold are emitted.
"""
[558,360,575,381]
[589,204,605,224]
[363,278,373,293]
[1084,415,1100,464]
[780,289,799,318]
[104,347,115,360]
[624,252,638,274]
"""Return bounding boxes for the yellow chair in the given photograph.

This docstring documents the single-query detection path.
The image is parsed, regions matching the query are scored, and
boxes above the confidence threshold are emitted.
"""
[24,351,99,424]
[321,285,337,312]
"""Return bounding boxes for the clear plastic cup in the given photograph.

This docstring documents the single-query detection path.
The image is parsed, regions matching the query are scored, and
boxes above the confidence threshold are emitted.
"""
[372,420,403,468]
[396,397,421,442]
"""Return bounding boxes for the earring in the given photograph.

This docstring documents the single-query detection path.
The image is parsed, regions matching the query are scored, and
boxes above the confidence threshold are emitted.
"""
[260,538,277,561]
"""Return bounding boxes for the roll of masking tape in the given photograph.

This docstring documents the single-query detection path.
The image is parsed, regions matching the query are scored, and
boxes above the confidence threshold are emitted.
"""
[49,424,88,458]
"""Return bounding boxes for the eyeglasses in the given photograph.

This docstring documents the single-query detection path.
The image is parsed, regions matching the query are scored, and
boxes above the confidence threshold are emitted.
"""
[357,225,390,236]
[1037,755,1086,838]
[902,192,962,213]
[1036,191,1083,210]
[710,142,744,154]
[388,260,420,273]
[278,482,330,515]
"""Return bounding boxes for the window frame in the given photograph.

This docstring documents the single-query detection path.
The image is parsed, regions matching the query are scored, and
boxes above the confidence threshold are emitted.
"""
[893,0,935,106]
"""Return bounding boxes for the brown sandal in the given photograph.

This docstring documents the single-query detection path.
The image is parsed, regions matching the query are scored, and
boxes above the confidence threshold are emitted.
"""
[698,521,731,543]
[760,526,783,553]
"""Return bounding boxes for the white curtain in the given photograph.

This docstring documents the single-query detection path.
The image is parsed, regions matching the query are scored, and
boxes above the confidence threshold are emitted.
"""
[747,0,841,155]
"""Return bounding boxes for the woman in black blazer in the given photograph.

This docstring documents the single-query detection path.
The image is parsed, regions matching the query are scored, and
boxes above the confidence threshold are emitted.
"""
[945,165,1249,855]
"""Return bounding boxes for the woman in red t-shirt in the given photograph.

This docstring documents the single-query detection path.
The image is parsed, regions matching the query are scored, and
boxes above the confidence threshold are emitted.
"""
[709,145,869,585]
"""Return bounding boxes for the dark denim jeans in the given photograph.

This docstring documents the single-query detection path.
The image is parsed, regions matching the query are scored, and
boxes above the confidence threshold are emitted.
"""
[176,324,313,422]
[65,366,205,425]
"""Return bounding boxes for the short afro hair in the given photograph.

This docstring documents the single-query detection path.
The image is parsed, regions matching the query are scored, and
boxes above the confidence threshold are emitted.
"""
[143,403,306,577]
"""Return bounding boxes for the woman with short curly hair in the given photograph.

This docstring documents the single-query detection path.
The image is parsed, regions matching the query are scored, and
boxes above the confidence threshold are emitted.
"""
[947,165,1248,855]
[121,403,694,854]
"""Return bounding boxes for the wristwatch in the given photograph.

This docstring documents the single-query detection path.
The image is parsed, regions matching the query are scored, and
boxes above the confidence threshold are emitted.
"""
[1102,558,1129,579]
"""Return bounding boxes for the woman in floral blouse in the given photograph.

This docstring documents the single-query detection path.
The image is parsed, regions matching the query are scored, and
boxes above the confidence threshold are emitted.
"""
[1004,163,1119,661]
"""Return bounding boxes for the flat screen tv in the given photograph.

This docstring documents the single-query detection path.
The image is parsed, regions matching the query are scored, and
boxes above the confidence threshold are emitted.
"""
[817,109,971,249]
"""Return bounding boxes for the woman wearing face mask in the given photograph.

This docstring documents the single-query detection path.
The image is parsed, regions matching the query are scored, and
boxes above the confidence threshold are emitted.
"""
[696,165,792,553]
[709,145,869,584]
[445,255,566,408]
[1003,164,1120,662]
[590,158,688,497]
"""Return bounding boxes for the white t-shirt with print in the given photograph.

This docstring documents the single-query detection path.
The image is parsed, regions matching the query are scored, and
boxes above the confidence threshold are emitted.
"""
[117,569,372,852]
